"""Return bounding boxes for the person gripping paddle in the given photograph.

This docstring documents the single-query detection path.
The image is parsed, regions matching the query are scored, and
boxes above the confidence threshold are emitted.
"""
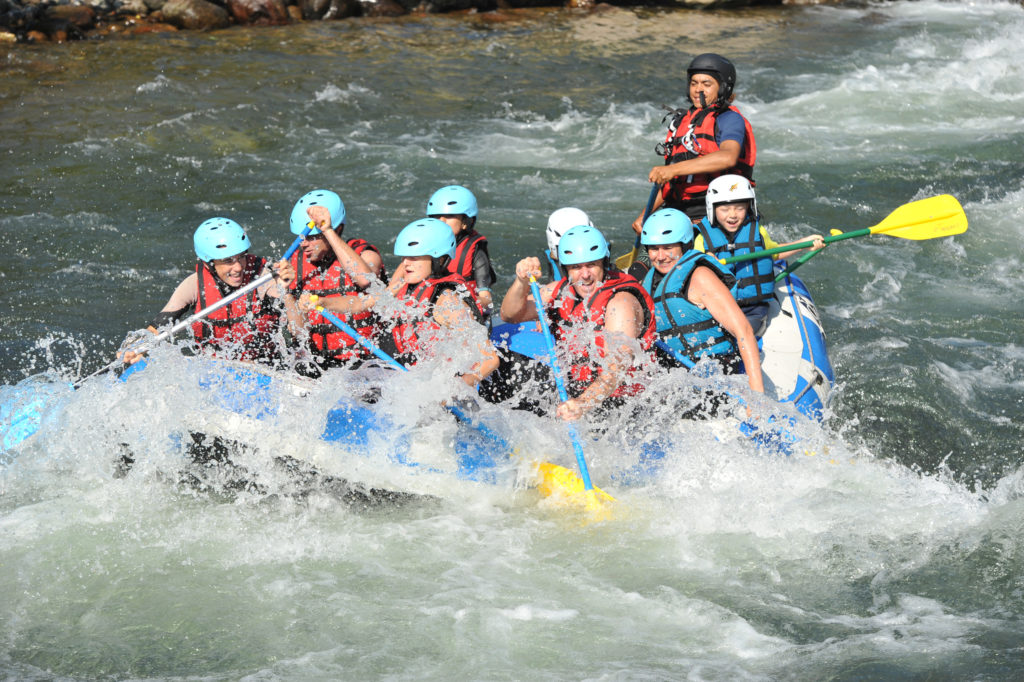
[120,217,298,368]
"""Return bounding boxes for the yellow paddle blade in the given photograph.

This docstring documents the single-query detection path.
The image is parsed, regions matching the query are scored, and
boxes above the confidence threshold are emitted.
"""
[869,194,968,240]
[533,461,616,520]
[614,246,639,271]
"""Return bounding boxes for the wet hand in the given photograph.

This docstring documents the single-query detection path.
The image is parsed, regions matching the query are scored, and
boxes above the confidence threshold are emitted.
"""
[805,234,826,251]
[306,205,334,232]
[387,273,405,295]
[272,259,296,286]
[117,328,155,365]
[631,212,645,235]
[514,257,542,283]
[556,398,584,421]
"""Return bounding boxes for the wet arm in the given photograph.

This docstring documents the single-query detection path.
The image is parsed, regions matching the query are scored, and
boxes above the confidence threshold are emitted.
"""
[471,247,496,311]
[499,257,547,324]
[556,292,642,419]
[691,266,764,393]
[649,139,742,185]
[433,290,500,387]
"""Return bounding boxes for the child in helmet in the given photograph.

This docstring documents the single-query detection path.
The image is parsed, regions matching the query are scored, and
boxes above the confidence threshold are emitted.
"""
[543,207,593,282]
[697,174,824,334]
[120,217,297,367]
[500,225,656,421]
[287,189,388,373]
[634,53,757,229]
[426,185,497,312]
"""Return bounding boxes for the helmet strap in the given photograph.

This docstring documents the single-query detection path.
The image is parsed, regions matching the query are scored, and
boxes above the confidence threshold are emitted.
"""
[431,255,451,278]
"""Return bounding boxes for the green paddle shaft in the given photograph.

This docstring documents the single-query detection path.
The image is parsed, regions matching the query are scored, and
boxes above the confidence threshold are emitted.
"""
[722,229,867,265]
[774,245,827,282]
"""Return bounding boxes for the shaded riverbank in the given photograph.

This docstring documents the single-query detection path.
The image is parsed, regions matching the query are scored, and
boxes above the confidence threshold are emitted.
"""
[0,0,833,44]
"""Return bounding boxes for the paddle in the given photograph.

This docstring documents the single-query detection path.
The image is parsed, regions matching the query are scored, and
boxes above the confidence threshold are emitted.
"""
[720,194,968,267]
[75,226,314,389]
[772,229,842,283]
[614,183,660,270]
[1,226,314,453]
[309,295,611,505]
[308,295,407,371]
[527,276,615,513]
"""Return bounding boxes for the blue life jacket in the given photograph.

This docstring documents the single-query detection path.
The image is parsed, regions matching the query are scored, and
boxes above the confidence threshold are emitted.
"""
[544,250,563,282]
[642,251,737,365]
[696,216,774,308]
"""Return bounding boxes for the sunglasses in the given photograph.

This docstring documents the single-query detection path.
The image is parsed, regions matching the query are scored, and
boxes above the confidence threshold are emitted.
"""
[212,252,249,266]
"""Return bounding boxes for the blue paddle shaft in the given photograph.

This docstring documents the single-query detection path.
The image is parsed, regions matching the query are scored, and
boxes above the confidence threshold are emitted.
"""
[313,305,408,373]
[654,340,696,369]
[626,183,661,259]
[527,278,594,491]
[311,306,510,451]
[281,228,309,261]
[152,227,312,346]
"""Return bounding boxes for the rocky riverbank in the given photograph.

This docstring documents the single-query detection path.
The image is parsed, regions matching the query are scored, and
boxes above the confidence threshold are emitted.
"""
[0,0,826,44]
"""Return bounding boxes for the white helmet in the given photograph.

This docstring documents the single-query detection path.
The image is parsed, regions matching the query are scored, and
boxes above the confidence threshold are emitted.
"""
[706,174,756,224]
[546,207,593,254]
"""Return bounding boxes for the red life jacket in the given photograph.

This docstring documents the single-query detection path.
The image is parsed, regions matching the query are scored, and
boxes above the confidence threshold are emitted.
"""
[660,105,757,206]
[386,273,485,365]
[546,269,657,398]
[347,237,389,284]
[290,238,384,366]
[192,255,281,362]
[448,229,488,280]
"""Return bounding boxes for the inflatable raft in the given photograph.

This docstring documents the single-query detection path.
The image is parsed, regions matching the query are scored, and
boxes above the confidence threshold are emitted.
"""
[488,264,834,422]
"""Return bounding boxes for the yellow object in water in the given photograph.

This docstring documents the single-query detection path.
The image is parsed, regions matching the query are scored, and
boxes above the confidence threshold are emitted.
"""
[534,461,616,520]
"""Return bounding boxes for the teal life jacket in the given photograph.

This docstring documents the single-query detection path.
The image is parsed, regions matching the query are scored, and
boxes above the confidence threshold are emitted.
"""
[642,251,737,365]
[696,216,774,308]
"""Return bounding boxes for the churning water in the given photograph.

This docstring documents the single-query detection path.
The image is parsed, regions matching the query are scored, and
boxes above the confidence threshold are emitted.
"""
[2,1,1024,678]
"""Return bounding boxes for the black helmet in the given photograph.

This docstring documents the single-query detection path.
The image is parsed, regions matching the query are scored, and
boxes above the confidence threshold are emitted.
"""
[687,53,737,102]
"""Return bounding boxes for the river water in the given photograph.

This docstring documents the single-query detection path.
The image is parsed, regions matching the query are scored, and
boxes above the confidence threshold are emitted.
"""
[2,0,1024,678]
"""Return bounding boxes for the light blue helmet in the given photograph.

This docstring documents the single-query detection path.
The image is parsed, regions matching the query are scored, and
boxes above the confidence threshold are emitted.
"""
[290,189,345,236]
[394,218,457,260]
[557,225,610,266]
[640,208,694,247]
[426,185,478,219]
[193,218,251,262]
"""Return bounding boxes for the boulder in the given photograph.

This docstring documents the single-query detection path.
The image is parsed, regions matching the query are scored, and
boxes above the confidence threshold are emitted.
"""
[129,19,177,31]
[161,0,229,29]
[115,0,150,14]
[359,0,404,15]
[226,0,288,23]
[299,0,358,19]
[45,3,96,27]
